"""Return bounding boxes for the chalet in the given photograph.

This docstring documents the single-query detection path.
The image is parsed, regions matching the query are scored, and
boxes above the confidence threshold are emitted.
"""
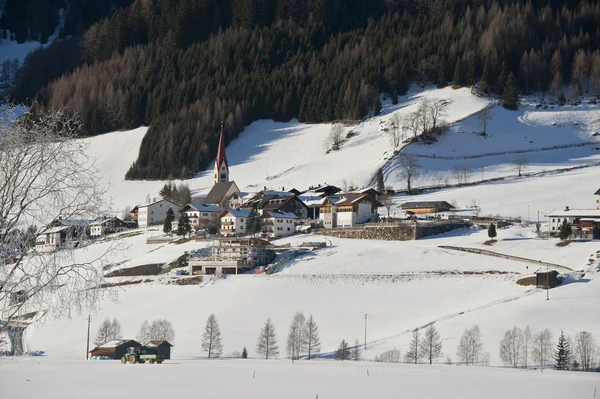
[35,218,90,253]
[188,238,274,275]
[219,209,251,236]
[145,340,173,359]
[299,195,326,219]
[89,217,133,238]
[547,207,600,239]
[261,211,297,238]
[400,201,455,214]
[137,199,179,228]
[179,203,223,229]
[357,188,382,200]
[89,339,142,359]
[242,191,309,219]
[312,184,342,197]
[319,193,381,228]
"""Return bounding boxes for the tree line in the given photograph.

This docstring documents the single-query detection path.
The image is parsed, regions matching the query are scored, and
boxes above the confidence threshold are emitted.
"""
[9,0,598,180]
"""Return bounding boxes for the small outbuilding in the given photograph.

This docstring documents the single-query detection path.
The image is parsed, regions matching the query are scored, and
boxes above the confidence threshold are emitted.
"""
[145,340,173,359]
[89,339,141,359]
[400,201,455,214]
[535,270,560,289]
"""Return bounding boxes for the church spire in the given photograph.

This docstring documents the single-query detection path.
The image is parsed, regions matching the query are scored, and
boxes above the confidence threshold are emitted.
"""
[213,121,229,185]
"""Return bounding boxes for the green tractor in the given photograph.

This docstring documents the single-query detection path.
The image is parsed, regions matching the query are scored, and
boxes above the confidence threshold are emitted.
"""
[120,346,166,364]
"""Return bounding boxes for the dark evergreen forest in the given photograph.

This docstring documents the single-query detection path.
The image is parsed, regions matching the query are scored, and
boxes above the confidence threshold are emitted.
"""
[5,0,600,179]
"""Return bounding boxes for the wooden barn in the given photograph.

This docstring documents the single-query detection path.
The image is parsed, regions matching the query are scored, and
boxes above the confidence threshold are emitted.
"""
[89,339,141,359]
[401,201,455,214]
[535,270,560,289]
[145,340,173,359]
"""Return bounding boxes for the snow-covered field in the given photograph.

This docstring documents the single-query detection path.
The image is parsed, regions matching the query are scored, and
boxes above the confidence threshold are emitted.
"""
[2,357,598,399]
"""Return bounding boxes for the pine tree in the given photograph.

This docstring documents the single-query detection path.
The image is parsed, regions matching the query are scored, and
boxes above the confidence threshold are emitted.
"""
[256,318,279,359]
[352,339,362,361]
[335,339,350,361]
[202,313,223,358]
[286,312,306,360]
[437,57,447,88]
[452,57,462,88]
[241,346,248,358]
[503,72,519,110]
[159,182,173,201]
[376,168,385,193]
[480,57,490,94]
[163,207,175,234]
[246,205,262,237]
[554,331,571,370]
[303,315,321,360]
[488,223,497,240]
[374,95,382,116]
[177,212,192,237]
[420,324,443,365]
[466,56,475,86]
[558,219,571,241]
[406,328,421,364]
[497,62,507,95]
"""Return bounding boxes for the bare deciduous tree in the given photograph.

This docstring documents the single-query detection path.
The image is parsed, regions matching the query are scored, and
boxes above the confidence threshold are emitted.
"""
[404,112,421,140]
[532,328,553,371]
[137,320,150,344]
[380,194,394,219]
[0,106,115,326]
[326,124,345,151]
[147,319,175,342]
[453,163,472,185]
[477,107,493,135]
[286,311,306,360]
[389,113,403,149]
[405,328,421,364]
[427,99,448,131]
[521,325,532,368]
[374,348,402,363]
[574,331,597,371]
[303,314,321,360]
[397,155,422,194]
[352,339,362,361]
[257,318,279,359]
[499,326,523,368]
[420,324,443,365]
[457,325,483,366]
[513,155,528,177]
[202,313,223,358]
[121,206,132,221]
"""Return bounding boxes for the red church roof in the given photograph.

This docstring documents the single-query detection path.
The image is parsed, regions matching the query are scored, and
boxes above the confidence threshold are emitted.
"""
[216,128,228,169]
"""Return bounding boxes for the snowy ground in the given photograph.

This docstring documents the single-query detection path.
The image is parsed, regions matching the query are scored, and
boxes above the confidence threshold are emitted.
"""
[2,357,599,399]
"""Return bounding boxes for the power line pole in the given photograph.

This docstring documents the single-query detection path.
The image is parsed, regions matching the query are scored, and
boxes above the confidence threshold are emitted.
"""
[546,264,549,301]
[363,314,368,350]
[86,315,91,360]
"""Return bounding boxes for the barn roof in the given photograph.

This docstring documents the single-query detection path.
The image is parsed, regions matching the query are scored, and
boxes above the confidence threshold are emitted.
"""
[400,201,455,209]
[146,340,173,347]
[95,339,140,349]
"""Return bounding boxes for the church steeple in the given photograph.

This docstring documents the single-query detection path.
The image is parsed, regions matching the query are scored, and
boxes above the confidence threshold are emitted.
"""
[213,121,229,185]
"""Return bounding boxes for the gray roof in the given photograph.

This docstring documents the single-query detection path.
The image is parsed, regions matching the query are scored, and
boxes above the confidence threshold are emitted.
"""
[198,181,239,205]
[595,189,600,195]
[401,201,455,209]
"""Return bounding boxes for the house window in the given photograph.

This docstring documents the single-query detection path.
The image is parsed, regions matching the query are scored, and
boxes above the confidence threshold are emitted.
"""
[203,213,208,216]
[221,173,226,179]
[287,228,290,231]
[552,227,555,231]
[552,219,555,223]
[241,219,244,222]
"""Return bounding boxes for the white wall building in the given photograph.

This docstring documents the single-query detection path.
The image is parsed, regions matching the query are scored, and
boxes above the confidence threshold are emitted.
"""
[319,193,380,228]
[137,199,179,228]
[179,203,223,229]
[261,211,297,238]
[219,209,251,236]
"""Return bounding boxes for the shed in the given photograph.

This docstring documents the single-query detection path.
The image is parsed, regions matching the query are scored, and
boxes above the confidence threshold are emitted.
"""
[145,340,173,359]
[400,201,455,214]
[535,270,560,289]
[89,339,141,359]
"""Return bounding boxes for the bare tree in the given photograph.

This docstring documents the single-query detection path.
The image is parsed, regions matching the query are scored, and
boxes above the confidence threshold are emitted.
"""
[389,113,403,149]
[380,194,394,219]
[532,328,553,371]
[420,324,443,365]
[121,206,132,221]
[256,318,279,359]
[427,99,448,130]
[352,338,362,361]
[574,331,597,371]
[111,318,122,340]
[513,155,528,177]
[499,326,523,368]
[521,325,532,368]
[136,320,150,344]
[0,105,115,326]
[147,319,175,342]
[202,313,223,358]
[303,314,321,360]
[405,328,421,364]
[457,325,483,366]
[404,112,421,140]
[477,107,493,135]
[286,311,306,360]
[453,163,472,185]
[397,155,422,194]
[326,124,345,151]
[374,348,402,363]
[470,200,482,217]
[94,318,113,346]
[418,99,432,135]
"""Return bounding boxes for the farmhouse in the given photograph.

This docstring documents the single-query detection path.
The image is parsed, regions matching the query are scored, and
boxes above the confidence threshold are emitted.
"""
[89,339,141,359]
[319,193,381,228]
[89,217,134,238]
[261,210,297,238]
[137,199,179,228]
[188,238,274,275]
[219,209,251,236]
[35,218,90,252]
[179,203,223,229]
[241,190,309,219]
[547,207,600,239]
[400,201,455,214]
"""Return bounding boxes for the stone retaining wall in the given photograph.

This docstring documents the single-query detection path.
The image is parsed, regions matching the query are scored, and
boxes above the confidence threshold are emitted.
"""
[316,222,469,241]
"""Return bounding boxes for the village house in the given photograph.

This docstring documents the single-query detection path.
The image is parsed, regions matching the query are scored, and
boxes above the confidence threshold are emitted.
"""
[188,238,274,275]
[35,218,90,252]
[89,217,134,238]
[242,190,309,219]
[547,206,600,239]
[261,211,297,238]
[137,199,179,228]
[179,203,223,230]
[319,193,381,228]
[219,209,251,236]
[400,201,455,214]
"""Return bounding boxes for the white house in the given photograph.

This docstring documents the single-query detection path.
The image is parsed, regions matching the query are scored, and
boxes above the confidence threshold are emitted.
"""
[547,206,600,238]
[89,217,133,238]
[318,193,381,228]
[219,209,251,236]
[179,203,223,229]
[137,199,179,228]
[35,219,90,252]
[261,211,297,238]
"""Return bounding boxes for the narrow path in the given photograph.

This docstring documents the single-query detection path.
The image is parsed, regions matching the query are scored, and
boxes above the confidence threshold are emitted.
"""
[438,245,573,271]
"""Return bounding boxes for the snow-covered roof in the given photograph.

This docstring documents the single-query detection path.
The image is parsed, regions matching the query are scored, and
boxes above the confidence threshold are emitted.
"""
[97,339,129,348]
[224,209,251,218]
[138,199,178,208]
[263,211,298,219]
[187,203,223,212]
[262,190,294,197]
[546,208,600,218]
[299,195,326,207]
[146,340,173,347]
[39,226,70,234]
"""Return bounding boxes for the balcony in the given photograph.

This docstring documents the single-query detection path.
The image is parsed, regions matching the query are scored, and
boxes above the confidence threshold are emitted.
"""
[221,221,235,226]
